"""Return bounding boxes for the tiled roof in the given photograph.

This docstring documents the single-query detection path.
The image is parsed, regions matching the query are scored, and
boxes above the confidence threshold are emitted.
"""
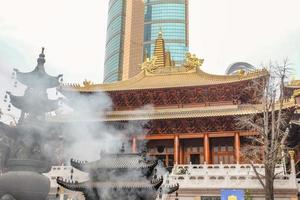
[61,68,268,92]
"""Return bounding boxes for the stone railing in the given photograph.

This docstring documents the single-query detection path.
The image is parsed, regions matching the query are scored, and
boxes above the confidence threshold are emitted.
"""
[166,163,298,190]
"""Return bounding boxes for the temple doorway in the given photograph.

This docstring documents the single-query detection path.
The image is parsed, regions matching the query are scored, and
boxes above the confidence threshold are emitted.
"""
[147,140,174,167]
[211,138,234,164]
[182,139,204,164]
[190,154,200,164]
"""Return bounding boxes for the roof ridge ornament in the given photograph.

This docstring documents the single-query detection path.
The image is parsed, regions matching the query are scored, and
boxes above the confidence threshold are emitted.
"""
[82,79,93,87]
[183,52,204,71]
[158,28,163,39]
[141,56,158,73]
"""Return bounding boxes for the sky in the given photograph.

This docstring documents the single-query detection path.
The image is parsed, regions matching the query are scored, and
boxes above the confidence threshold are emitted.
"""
[0,0,300,120]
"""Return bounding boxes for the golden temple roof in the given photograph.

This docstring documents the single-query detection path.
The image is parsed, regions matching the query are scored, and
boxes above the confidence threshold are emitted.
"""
[62,67,268,92]
[48,100,295,122]
[62,32,268,93]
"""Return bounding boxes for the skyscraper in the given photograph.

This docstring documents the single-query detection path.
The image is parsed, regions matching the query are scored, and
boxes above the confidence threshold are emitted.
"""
[103,0,144,83]
[144,0,189,65]
[103,0,189,83]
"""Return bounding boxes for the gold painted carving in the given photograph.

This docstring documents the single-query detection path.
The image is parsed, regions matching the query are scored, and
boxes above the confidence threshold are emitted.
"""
[183,52,204,71]
[141,56,158,73]
[238,69,246,75]
[83,79,92,87]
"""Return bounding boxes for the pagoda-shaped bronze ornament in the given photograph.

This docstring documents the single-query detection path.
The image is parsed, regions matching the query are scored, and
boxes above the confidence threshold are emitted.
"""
[9,47,63,123]
[57,144,179,200]
[0,48,63,200]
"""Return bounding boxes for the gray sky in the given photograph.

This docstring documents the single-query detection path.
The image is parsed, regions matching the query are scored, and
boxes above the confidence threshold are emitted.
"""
[0,0,299,102]
[0,0,299,84]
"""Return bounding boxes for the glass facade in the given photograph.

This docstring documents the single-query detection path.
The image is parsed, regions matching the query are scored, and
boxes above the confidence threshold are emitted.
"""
[144,0,189,65]
[104,0,125,83]
[104,0,189,82]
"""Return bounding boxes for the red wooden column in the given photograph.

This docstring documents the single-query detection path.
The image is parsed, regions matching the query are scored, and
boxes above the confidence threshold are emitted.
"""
[132,136,137,153]
[235,132,240,164]
[179,140,184,164]
[174,135,179,165]
[204,133,210,164]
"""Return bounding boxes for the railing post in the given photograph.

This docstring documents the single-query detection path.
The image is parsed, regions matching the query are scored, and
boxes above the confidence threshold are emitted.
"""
[289,150,297,185]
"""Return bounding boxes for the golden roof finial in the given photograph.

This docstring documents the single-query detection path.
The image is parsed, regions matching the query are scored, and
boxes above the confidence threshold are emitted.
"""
[153,31,166,68]
[158,27,163,38]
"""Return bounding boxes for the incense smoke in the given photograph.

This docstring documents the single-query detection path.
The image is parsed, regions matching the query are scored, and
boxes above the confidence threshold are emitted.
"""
[0,57,169,199]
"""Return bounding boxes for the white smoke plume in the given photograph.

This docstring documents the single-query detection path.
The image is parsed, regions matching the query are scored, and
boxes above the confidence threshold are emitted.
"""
[52,89,166,199]
[0,53,169,199]
[54,90,153,161]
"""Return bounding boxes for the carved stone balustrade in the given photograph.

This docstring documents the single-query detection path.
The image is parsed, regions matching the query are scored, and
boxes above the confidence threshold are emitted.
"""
[168,163,297,190]
[158,163,299,200]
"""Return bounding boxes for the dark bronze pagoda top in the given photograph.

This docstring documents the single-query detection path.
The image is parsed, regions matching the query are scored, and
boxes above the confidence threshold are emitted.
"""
[6,48,63,122]
[13,48,63,89]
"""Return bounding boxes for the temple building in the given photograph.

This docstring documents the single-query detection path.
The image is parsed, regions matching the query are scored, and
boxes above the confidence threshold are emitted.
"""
[285,80,300,180]
[53,33,296,168]
[51,31,300,198]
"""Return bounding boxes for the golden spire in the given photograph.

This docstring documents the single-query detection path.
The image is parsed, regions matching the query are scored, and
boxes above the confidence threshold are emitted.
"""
[164,51,172,67]
[153,31,166,68]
